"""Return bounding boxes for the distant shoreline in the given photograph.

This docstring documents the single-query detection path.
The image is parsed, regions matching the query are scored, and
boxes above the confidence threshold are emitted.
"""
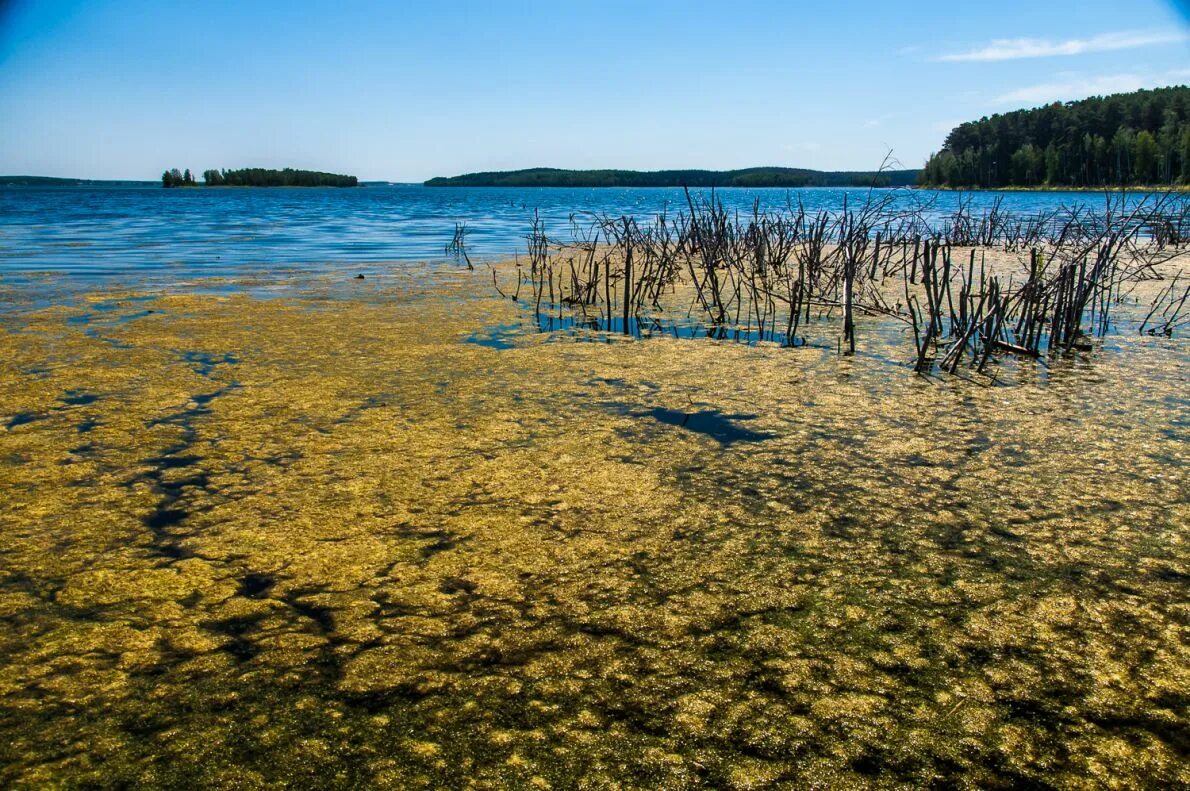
[6,176,1185,193]
[425,166,921,189]
[167,184,363,189]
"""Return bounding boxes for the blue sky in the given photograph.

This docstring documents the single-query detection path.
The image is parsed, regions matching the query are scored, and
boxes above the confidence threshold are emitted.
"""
[0,0,1187,180]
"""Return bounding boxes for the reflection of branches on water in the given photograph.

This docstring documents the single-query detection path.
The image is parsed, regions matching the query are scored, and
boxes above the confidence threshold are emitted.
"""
[445,222,472,270]
[491,189,1188,378]
[1141,273,1190,337]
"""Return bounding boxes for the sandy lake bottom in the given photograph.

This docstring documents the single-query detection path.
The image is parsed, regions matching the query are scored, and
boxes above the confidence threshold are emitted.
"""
[0,262,1186,788]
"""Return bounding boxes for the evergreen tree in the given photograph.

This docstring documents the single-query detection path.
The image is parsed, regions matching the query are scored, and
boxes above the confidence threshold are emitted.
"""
[1181,128,1190,182]
[1134,131,1159,183]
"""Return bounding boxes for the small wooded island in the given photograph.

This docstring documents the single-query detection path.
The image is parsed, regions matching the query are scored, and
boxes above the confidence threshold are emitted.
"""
[161,167,358,188]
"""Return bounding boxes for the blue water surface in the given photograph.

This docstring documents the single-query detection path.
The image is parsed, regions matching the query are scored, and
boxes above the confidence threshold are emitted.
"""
[0,183,1158,279]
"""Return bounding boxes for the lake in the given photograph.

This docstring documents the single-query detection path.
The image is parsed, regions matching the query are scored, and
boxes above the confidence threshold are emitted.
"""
[0,183,1187,787]
[0,184,1158,279]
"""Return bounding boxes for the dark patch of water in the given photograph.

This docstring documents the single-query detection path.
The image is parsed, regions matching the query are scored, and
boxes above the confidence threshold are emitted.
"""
[61,390,99,406]
[420,532,457,559]
[137,385,237,559]
[283,593,336,633]
[145,508,189,530]
[616,405,776,446]
[4,412,40,430]
[439,577,477,596]
[140,466,210,534]
[147,454,203,470]
[180,350,239,377]
[239,573,276,600]
[191,389,230,406]
[4,409,42,428]
[210,614,265,662]
[82,328,133,349]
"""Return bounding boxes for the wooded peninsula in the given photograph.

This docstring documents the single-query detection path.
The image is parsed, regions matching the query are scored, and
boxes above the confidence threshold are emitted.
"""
[424,167,921,188]
[161,168,358,188]
[920,86,1189,189]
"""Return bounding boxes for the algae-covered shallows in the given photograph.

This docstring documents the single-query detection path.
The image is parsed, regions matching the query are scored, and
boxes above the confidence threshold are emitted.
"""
[0,246,1186,787]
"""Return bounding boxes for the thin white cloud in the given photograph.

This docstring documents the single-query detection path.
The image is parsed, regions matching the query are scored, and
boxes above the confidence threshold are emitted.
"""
[937,30,1187,62]
[995,70,1189,105]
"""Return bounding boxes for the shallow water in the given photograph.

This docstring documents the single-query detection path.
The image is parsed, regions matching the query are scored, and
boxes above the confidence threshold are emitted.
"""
[0,262,1186,788]
[0,184,1167,278]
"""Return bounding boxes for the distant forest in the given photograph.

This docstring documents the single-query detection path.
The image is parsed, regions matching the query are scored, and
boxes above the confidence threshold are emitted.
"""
[425,167,921,188]
[920,86,1190,188]
[0,175,160,186]
[162,168,358,188]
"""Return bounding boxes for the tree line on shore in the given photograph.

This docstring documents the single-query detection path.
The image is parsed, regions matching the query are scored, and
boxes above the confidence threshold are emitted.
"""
[920,87,1190,189]
[425,167,920,188]
[161,168,358,188]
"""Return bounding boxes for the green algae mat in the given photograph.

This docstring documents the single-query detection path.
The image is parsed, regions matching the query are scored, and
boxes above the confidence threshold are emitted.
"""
[0,265,1186,788]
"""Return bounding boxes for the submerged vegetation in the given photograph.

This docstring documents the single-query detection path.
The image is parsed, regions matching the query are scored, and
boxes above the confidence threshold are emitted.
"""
[425,167,920,188]
[494,190,1189,380]
[162,168,359,188]
[0,259,1186,786]
[921,86,1190,189]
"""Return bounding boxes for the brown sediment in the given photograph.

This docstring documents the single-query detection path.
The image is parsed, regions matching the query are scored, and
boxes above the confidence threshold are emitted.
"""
[0,263,1186,788]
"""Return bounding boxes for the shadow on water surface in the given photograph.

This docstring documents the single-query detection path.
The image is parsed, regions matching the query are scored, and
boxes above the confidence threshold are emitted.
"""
[238,573,276,600]
[641,407,777,446]
[180,350,239,377]
[600,400,776,447]
[5,389,105,431]
[60,390,99,406]
[137,384,239,559]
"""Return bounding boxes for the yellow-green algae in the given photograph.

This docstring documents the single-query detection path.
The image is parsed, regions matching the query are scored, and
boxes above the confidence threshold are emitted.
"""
[0,260,1186,789]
